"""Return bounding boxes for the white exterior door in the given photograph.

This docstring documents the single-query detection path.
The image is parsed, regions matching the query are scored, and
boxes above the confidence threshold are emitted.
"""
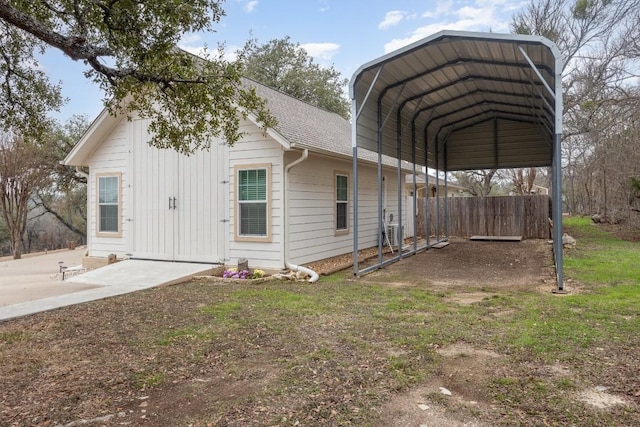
[131,119,226,262]
[173,148,226,262]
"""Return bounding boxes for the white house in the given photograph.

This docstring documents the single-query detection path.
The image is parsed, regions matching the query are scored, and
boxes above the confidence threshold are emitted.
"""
[64,78,406,270]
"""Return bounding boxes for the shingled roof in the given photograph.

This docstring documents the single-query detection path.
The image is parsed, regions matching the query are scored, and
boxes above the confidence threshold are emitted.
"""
[243,77,352,156]
[243,77,407,169]
[66,76,410,169]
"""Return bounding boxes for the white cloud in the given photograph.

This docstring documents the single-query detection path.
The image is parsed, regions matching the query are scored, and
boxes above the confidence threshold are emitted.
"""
[244,0,258,13]
[384,0,519,53]
[457,6,483,20]
[422,0,454,18]
[299,42,341,60]
[178,34,240,62]
[178,34,208,57]
[378,10,406,30]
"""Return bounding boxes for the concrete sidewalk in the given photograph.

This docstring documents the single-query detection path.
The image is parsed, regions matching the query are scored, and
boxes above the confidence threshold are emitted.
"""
[0,256,215,322]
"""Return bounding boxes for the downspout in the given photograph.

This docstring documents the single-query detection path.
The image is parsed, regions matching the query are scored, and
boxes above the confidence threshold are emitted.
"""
[283,148,319,283]
[75,166,90,181]
[75,166,90,248]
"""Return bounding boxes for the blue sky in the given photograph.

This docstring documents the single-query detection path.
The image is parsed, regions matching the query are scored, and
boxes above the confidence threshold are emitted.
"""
[41,0,527,123]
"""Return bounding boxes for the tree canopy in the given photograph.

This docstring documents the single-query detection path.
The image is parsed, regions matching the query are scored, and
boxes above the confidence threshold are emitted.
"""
[511,0,640,222]
[34,115,91,240]
[238,36,350,119]
[0,0,275,153]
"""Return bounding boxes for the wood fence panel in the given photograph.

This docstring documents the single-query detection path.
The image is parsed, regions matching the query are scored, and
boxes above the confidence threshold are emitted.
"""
[416,195,550,239]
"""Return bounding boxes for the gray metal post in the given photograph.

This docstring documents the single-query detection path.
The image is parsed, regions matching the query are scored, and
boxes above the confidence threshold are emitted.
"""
[444,171,449,240]
[552,132,564,291]
[425,127,430,247]
[353,145,359,276]
[378,100,384,267]
[352,99,359,276]
[435,136,441,241]
[411,121,418,252]
[397,111,403,259]
[444,141,449,240]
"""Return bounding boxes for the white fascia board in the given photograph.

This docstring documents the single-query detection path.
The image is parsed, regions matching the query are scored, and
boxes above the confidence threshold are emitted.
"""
[63,107,118,166]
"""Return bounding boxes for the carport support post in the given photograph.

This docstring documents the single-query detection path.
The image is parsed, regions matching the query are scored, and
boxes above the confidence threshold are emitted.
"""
[424,128,430,247]
[397,110,403,259]
[352,94,360,276]
[435,136,441,241]
[444,141,449,240]
[444,170,449,240]
[552,47,564,292]
[552,132,564,291]
[353,142,359,275]
[411,121,418,253]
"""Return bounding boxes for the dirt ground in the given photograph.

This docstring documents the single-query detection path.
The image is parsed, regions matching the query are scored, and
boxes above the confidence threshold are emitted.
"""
[362,238,559,427]
[1,236,636,426]
[359,238,556,293]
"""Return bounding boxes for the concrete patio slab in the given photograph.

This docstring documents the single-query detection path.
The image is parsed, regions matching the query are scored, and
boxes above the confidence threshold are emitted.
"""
[0,259,215,322]
[0,248,91,307]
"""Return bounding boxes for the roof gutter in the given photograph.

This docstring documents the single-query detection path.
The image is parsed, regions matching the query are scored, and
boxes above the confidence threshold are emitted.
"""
[283,148,318,283]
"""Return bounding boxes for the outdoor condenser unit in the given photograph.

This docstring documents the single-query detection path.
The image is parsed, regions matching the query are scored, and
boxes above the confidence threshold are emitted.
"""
[386,224,404,247]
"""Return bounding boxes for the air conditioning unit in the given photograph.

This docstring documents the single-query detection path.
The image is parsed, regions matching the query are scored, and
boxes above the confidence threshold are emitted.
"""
[386,224,404,247]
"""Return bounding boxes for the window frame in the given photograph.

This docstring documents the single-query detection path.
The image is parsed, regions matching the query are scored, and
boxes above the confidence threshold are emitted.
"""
[96,172,122,237]
[335,171,349,235]
[234,164,272,242]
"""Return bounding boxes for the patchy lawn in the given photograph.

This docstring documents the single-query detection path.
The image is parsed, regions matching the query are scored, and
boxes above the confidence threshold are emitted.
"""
[1,221,639,426]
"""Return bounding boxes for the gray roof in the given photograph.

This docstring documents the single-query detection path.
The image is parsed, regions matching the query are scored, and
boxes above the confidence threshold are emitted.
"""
[350,30,563,171]
[242,77,406,168]
[243,77,352,157]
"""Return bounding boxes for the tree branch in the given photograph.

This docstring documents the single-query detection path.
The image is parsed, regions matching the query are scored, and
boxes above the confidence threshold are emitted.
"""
[0,0,112,61]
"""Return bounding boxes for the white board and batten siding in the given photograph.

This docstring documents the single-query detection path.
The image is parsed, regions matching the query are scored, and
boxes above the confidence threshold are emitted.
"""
[227,121,285,270]
[287,153,406,266]
[87,115,229,263]
[130,117,227,263]
[84,113,406,270]
[86,117,130,258]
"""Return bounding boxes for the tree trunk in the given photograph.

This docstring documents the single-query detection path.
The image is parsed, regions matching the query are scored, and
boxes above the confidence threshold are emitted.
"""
[11,226,21,259]
[36,196,86,240]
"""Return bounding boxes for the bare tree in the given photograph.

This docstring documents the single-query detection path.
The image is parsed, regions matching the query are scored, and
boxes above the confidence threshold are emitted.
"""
[33,115,90,241]
[0,134,52,258]
[452,169,503,196]
[512,0,640,222]
[510,168,538,195]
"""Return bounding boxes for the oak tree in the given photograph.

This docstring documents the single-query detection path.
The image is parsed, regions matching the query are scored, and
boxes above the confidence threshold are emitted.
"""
[0,0,275,153]
[238,36,350,119]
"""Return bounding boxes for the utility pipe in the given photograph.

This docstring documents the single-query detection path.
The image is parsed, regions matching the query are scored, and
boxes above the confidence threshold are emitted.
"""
[283,149,319,283]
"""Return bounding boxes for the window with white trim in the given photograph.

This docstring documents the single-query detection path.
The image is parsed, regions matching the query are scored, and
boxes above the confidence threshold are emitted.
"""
[237,168,268,237]
[97,174,120,235]
[336,174,348,232]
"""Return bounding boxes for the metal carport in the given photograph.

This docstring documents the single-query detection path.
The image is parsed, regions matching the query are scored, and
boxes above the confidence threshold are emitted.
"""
[350,30,565,291]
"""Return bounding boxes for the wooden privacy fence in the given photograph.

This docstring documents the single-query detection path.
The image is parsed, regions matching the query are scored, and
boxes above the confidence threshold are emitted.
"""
[414,195,551,239]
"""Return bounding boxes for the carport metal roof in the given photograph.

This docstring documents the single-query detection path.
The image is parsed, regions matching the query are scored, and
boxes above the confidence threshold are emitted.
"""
[349,30,565,290]
[350,30,562,171]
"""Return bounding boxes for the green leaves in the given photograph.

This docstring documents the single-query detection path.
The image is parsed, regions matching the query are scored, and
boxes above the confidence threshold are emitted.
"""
[238,36,350,119]
[0,1,275,154]
[0,19,63,138]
